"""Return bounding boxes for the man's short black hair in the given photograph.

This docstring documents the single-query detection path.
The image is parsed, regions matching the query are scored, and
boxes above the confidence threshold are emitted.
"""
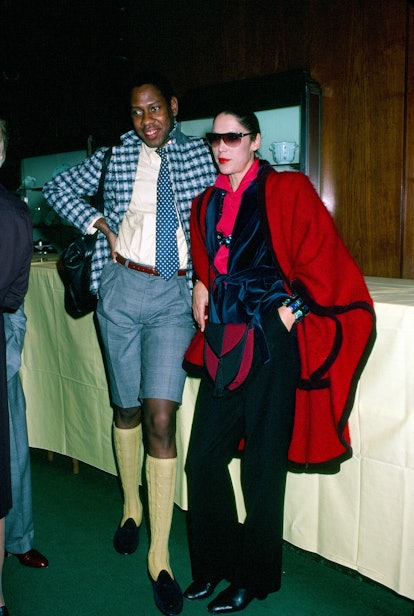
[129,70,175,105]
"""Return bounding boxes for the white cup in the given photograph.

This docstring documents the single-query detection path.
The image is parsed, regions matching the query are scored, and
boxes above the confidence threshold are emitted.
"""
[270,141,298,164]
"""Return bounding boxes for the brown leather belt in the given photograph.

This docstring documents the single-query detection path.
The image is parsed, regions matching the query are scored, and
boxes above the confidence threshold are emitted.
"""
[116,254,186,277]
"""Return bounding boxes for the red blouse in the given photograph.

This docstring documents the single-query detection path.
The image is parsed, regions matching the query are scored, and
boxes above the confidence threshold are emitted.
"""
[214,159,260,273]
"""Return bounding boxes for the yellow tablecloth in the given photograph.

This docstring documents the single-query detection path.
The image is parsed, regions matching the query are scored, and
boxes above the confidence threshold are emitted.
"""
[21,258,414,600]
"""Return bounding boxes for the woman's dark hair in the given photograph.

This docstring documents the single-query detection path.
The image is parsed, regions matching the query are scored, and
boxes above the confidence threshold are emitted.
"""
[129,70,175,105]
[214,107,261,138]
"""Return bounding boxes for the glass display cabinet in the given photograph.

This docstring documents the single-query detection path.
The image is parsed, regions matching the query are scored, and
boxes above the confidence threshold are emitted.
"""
[179,69,321,193]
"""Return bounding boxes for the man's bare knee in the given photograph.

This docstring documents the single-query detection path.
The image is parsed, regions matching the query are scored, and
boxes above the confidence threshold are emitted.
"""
[113,404,141,428]
[142,398,178,457]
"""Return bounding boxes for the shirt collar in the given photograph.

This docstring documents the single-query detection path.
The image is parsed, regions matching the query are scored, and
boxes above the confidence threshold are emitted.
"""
[215,158,260,192]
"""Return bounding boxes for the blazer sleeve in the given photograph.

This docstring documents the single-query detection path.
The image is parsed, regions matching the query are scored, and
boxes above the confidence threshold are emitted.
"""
[0,192,33,312]
[190,188,214,287]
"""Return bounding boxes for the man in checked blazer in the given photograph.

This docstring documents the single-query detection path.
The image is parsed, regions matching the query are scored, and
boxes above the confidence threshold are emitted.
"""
[43,71,216,616]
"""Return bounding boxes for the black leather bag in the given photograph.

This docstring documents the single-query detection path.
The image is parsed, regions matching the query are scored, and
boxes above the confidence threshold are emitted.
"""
[60,233,99,317]
[60,147,112,318]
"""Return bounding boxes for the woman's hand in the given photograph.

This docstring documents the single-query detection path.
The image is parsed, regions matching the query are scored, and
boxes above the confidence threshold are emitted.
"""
[278,305,296,332]
[192,280,209,332]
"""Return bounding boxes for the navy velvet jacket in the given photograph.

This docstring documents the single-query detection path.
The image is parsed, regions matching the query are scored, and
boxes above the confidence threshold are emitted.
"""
[190,162,376,471]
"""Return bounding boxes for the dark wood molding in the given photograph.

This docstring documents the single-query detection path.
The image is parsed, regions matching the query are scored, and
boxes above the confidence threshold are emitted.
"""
[402,2,414,278]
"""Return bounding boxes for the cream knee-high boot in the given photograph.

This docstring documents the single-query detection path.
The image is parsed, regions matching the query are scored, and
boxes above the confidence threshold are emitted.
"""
[146,455,177,580]
[113,424,143,526]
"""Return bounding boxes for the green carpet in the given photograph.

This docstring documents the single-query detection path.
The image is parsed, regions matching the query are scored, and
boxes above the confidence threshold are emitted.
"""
[3,450,413,616]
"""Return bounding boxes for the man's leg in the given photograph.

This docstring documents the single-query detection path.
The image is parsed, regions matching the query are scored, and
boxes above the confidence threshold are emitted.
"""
[112,404,143,554]
[4,307,47,568]
[142,398,178,579]
[5,371,34,554]
[143,398,183,616]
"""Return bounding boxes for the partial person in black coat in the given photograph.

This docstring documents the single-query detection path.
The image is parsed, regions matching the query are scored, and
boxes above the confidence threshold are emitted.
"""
[0,118,33,615]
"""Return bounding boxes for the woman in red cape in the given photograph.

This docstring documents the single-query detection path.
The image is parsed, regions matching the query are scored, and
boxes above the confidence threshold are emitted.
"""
[183,108,375,613]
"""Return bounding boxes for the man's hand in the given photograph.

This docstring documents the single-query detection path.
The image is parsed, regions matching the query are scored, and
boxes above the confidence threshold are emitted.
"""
[94,217,118,261]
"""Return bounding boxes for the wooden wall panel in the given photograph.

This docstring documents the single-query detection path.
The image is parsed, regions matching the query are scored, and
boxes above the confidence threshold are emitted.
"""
[131,0,410,277]
[402,3,414,277]
[306,1,407,277]
[3,1,409,277]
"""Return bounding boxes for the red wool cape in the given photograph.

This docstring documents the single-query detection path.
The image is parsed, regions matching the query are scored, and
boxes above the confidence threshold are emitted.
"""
[189,168,376,472]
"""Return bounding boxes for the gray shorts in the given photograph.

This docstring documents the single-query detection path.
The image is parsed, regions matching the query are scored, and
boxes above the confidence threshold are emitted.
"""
[96,261,195,408]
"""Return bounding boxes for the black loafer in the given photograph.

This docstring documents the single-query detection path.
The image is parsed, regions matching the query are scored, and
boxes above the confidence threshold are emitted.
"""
[207,585,255,613]
[0,607,9,615]
[150,570,183,616]
[184,579,220,600]
[113,518,140,554]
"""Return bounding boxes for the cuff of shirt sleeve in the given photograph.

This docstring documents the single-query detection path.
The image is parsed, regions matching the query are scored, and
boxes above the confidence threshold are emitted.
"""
[86,215,102,234]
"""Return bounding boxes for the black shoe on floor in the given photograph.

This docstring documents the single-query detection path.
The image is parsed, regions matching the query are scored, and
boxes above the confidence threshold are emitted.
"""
[0,606,10,615]
[207,585,255,613]
[113,518,140,554]
[150,570,183,616]
[184,579,221,600]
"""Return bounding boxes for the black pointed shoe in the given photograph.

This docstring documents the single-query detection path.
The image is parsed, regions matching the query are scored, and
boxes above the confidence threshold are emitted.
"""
[113,518,140,554]
[207,585,255,613]
[184,579,221,600]
[150,570,183,616]
[0,606,9,615]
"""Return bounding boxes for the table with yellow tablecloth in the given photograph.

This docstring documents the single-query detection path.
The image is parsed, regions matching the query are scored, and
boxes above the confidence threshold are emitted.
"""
[21,258,414,600]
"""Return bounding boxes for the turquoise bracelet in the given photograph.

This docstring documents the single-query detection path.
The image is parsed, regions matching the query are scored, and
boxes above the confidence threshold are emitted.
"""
[282,295,310,322]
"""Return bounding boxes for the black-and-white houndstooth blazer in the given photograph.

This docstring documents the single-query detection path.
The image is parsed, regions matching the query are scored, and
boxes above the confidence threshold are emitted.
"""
[43,127,217,294]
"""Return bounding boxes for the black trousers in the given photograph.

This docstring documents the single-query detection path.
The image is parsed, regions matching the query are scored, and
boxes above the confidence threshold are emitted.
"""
[185,310,300,597]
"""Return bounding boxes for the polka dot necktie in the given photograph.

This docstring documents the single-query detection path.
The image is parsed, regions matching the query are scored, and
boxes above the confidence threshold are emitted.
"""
[155,147,179,280]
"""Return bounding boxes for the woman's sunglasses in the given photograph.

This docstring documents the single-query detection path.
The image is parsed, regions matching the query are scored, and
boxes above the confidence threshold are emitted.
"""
[206,132,255,147]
